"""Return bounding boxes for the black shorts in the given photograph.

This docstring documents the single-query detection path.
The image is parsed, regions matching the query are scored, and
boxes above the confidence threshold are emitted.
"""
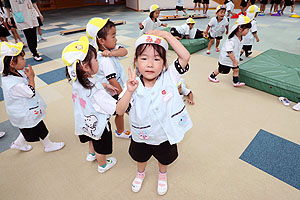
[20,120,49,142]
[202,0,209,4]
[129,139,178,165]
[284,0,294,6]
[209,32,222,40]
[194,0,202,3]
[218,62,239,74]
[194,29,204,39]
[170,27,183,38]
[242,45,252,52]
[176,6,184,11]
[250,0,256,4]
[37,17,43,27]
[270,0,275,4]
[0,24,10,37]
[240,0,249,7]
[275,0,282,4]
[6,18,17,29]
[79,122,112,155]
[260,0,268,4]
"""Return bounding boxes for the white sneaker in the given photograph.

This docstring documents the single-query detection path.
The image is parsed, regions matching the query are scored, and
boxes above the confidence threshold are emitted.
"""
[86,152,96,162]
[0,131,5,138]
[40,35,46,40]
[157,172,168,195]
[292,102,300,111]
[33,55,43,61]
[98,157,117,173]
[37,38,40,43]
[10,142,32,151]
[132,171,145,193]
[44,142,65,152]
[115,129,131,139]
[233,82,245,87]
[208,76,220,83]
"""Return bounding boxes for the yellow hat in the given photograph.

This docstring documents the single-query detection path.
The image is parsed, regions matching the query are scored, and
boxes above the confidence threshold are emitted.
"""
[229,15,251,35]
[246,5,260,20]
[186,18,195,24]
[135,34,168,52]
[0,42,23,73]
[62,36,89,81]
[216,5,226,13]
[86,17,109,49]
[150,4,160,13]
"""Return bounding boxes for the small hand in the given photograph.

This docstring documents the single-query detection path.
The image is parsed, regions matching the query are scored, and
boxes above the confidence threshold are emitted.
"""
[102,83,119,96]
[101,50,112,57]
[187,99,195,105]
[25,65,35,79]
[40,14,44,22]
[256,38,260,42]
[126,67,138,93]
[138,22,143,29]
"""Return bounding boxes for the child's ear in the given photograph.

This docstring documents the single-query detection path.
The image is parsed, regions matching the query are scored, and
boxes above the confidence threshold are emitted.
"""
[98,37,105,45]
[81,62,90,73]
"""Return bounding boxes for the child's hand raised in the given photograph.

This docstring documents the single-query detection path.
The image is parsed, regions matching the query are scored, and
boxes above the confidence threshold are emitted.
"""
[102,50,112,57]
[25,65,35,79]
[127,67,138,93]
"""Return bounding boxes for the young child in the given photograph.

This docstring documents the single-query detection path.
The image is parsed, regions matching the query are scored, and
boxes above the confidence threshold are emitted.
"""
[225,0,237,19]
[240,0,249,14]
[170,18,202,40]
[202,0,210,16]
[204,5,229,54]
[175,0,188,16]
[117,30,192,195]
[62,36,137,173]
[0,42,64,152]
[0,3,10,42]
[193,0,202,15]
[139,4,167,35]
[208,15,252,87]
[240,5,260,60]
[178,78,194,105]
[259,0,268,15]
[86,17,131,139]
[281,0,296,15]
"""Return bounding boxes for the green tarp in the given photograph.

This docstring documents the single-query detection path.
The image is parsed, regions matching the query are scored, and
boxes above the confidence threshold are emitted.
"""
[162,27,209,54]
[239,49,300,102]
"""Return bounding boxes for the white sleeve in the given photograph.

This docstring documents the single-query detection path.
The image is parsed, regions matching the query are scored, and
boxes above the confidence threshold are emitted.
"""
[142,18,148,30]
[101,58,116,78]
[10,83,35,98]
[184,25,189,35]
[168,59,189,85]
[208,18,214,27]
[92,90,117,115]
[225,40,234,52]
[157,19,162,26]
[252,21,257,33]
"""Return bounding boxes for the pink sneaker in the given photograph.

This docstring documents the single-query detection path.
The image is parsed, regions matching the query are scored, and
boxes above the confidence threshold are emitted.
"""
[208,76,220,83]
[206,50,210,54]
[216,48,220,52]
[233,82,245,87]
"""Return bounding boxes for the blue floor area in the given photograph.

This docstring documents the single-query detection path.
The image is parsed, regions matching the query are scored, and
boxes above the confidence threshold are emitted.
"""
[0,120,20,153]
[37,67,66,84]
[240,129,300,190]
[26,55,53,67]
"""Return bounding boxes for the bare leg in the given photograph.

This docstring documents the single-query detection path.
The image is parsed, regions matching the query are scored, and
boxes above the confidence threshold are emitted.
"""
[115,114,125,133]
[207,39,214,51]
[37,26,42,36]
[216,39,220,48]
[95,153,106,166]
[233,68,240,77]
[137,161,147,173]
[88,141,95,154]
[158,162,167,173]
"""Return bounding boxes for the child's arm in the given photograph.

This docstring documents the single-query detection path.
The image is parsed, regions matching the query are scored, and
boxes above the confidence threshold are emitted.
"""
[25,65,35,89]
[225,25,229,34]
[148,30,190,68]
[108,78,123,95]
[102,47,128,57]
[228,53,238,67]
[161,23,168,27]
[253,32,259,42]
[138,22,144,30]
[187,92,194,105]
[116,68,138,115]
[32,3,43,22]
[204,26,210,38]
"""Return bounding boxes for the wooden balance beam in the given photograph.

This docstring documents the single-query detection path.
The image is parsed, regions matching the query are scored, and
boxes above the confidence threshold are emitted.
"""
[160,15,207,21]
[60,21,126,35]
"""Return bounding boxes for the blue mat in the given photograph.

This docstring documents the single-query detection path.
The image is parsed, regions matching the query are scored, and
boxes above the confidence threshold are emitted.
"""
[0,120,20,153]
[240,129,300,190]
[37,67,66,85]
[26,55,52,67]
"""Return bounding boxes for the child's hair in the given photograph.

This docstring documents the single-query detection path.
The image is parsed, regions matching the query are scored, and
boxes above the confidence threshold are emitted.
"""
[149,11,158,21]
[2,50,25,76]
[229,23,252,39]
[134,43,167,74]
[96,20,115,49]
[65,44,97,89]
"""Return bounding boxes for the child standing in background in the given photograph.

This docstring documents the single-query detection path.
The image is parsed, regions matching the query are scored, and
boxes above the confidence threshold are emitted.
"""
[170,18,204,39]
[204,5,229,54]
[117,30,192,195]
[203,0,210,16]
[86,17,131,139]
[0,2,10,42]
[139,4,167,35]
[62,36,137,173]
[0,42,64,152]
[175,0,188,16]
[240,5,260,60]
[281,0,296,15]
[208,16,252,87]
[224,0,236,19]
[193,0,202,15]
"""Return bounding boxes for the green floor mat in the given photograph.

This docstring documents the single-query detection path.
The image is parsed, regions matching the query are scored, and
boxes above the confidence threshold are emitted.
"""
[162,27,209,54]
[239,49,300,102]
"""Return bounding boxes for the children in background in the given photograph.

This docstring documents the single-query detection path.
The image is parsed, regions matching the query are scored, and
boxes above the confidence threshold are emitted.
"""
[171,18,203,40]
[193,0,202,15]
[259,0,268,15]
[273,0,283,14]
[240,0,249,14]
[208,16,252,87]
[202,0,210,16]
[240,5,260,60]
[225,0,236,20]
[175,0,188,16]
[0,3,10,42]
[62,36,137,173]
[204,5,229,54]
[139,4,167,35]
[281,0,296,14]
[117,30,192,195]
[5,9,24,44]
[0,42,64,152]
[34,9,45,42]
[178,78,194,105]
[86,17,131,139]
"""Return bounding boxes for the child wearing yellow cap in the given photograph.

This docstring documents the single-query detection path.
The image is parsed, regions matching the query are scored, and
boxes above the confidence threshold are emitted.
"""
[170,18,204,39]
[86,17,131,139]
[0,42,64,152]
[62,36,138,173]
[116,30,192,195]
[204,5,229,54]
[139,4,167,35]
[208,16,252,87]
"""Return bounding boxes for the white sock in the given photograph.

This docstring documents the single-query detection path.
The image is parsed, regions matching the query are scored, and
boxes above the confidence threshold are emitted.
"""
[14,133,26,146]
[40,135,64,152]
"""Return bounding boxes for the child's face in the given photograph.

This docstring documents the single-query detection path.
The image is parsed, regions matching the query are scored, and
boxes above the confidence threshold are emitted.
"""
[136,45,164,81]
[188,23,195,30]
[99,26,117,50]
[83,54,99,76]
[153,10,160,18]
[240,27,250,36]
[216,9,226,19]
[11,55,26,71]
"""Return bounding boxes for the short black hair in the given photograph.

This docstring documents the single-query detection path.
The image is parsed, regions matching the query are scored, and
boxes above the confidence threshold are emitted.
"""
[229,22,252,39]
